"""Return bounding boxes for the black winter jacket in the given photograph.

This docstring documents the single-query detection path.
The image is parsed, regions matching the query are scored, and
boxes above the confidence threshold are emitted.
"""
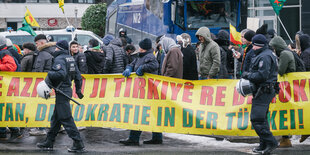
[84,50,105,74]
[73,52,88,74]
[300,34,310,71]
[127,49,159,75]
[104,38,127,73]
[32,42,55,72]
[181,45,198,80]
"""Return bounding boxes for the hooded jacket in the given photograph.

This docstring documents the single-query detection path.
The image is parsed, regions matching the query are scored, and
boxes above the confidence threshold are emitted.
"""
[0,48,17,71]
[300,34,310,71]
[195,27,221,78]
[160,37,183,78]
[269,36,295,76]
[32,42,55,72]
[127,49,159,75]
[104,38,127,73]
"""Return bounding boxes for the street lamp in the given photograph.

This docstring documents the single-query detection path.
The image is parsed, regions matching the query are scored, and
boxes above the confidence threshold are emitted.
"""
[74,7,78,28]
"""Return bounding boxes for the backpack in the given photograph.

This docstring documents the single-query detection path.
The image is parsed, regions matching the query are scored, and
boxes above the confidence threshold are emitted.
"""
[290,50,306,72]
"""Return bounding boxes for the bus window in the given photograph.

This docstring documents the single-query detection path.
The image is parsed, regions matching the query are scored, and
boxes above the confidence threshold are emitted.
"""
[186,1,237,29]
[146,0,163,19]
[76,34,95,46]
[175,0,185,29]
[108,11,117,35]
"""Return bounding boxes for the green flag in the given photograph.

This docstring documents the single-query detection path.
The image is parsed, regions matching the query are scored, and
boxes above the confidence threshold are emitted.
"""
[270,0,286,15]
[17,19,36,36]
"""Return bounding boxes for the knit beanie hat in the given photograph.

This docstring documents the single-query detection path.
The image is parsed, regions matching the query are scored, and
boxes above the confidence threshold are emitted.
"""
[0,35,6,47]
[34,34,47,42]
[252,34,267,47]
[139,38,152,50]
[56,40,69,50]
[244,30,256,42]
[256,24,268,35]
[102,34,115,46]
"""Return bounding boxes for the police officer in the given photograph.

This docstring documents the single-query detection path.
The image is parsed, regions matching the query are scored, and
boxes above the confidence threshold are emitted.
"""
[36,40,85,153]
[241,34,279,154]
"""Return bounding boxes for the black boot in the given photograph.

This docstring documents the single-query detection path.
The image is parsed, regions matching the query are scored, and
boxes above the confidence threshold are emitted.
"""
[119,139,139,146]
[143,139,163,144]
[10,131,23,139]
[252,142,266,153]
[260,141,278,155]
[37,138,53,151]
[68,140,86,153]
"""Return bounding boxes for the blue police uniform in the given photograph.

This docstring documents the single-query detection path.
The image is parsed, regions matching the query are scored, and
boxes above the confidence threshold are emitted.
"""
[242,34,279,154]
[37,43,85,152]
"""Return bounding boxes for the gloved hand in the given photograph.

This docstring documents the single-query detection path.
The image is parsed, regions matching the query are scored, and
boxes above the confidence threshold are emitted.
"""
[122,66,132,77]
[136,67,144,76]
[241,72,250,79]
[76,89,84,99]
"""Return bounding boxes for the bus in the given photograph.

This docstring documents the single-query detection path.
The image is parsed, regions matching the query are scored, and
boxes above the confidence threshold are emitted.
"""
[105,0,247,44]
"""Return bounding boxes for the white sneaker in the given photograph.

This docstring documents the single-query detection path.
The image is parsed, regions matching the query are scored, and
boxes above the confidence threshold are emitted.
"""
[29,128,47,136]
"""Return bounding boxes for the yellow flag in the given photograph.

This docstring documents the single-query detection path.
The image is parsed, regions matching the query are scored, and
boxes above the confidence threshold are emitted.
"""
[25,8,40,27]
[58,0,64,13]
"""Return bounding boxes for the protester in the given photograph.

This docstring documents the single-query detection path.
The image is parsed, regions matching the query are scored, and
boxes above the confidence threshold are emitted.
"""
[32,34,54,72]
[104,37,127,73]
[124,44,138,64]
[6,38,21,63]
[195,26,220,79]
[0,35,22,140]
[179,33,198,80]
[119,28,132,44]
[120,38,160,146]
[154,35,165,75]
[70,41,88,74]
[84,39,105,74]
[21,42,37,72]
[215,30,230,79]
[160,36,183,78]
[299,34,310,71]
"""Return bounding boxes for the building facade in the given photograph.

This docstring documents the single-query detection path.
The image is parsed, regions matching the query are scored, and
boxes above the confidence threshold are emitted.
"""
[0,0,113,32]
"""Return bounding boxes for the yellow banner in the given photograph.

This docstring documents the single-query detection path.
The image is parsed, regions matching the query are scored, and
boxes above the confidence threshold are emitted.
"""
[0,72,309,136]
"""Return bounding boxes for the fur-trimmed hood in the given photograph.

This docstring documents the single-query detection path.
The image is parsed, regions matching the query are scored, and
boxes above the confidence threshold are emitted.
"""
[37,42,56,53]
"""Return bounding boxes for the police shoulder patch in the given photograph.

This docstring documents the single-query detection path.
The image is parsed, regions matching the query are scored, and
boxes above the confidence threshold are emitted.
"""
[259,61,264,68]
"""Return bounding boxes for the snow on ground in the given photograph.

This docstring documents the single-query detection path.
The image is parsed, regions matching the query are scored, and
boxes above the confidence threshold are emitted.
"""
[164,133,310,148]
[164,133,255,148]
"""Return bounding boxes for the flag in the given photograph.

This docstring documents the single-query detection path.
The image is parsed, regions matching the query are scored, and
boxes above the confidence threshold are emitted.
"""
[18,19,36,36]
[229,24,242,45]
[58,0,64,13]
[269,0,286,15]
[25,8,40,27]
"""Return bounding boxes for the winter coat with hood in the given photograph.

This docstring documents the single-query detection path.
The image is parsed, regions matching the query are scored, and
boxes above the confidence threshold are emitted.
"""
[21,51,37,72]
[32,42,55,72]
[84,49,105,74]
[160,37,183,78]
[300,34,310,71]
[127,49,159,75]
[0,47,17,71]
[195,27,221,78]
[269,36,295,76]
[215,30,230,79]
[104,38,127,73]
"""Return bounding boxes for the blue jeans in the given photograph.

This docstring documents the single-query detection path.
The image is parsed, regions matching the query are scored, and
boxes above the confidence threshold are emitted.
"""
[128,130,162,142]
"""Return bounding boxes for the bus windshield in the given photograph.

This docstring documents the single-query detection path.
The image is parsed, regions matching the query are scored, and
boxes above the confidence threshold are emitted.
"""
[185,1,238,29]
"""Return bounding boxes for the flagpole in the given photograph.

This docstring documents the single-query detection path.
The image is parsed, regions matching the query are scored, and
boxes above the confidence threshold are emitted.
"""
[63,12,71,26]
[277,15,293,43]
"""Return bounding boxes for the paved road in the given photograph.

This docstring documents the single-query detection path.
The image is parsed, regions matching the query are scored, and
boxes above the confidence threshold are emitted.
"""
[1,128,310,154]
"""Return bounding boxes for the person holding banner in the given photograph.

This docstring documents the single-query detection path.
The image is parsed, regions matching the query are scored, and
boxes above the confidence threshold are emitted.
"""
[241,34,279,154]
[120,38,160,146]
[36,40,85,153]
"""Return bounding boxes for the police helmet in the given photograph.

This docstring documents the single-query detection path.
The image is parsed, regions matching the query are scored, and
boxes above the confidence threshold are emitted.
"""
[37,80,52,99]
[236,78,256,97]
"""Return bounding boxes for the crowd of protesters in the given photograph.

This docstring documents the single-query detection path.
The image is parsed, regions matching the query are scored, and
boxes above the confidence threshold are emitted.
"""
[1,24,310,153]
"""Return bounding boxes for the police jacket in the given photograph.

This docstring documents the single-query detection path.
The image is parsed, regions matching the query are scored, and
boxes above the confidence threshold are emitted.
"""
[247,46,278,87]
[127,49,159,75]
[72,52,88,74]
[47,49,82,91]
